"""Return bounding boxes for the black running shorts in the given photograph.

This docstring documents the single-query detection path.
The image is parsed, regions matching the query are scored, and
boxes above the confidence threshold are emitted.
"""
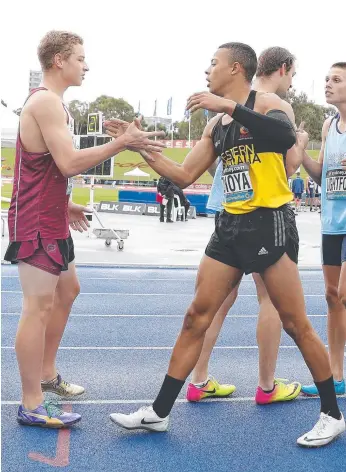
[205,204,299,274]
[322,234,346,266]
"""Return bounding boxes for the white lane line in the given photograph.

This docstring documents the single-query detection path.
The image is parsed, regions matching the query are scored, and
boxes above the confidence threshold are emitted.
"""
[2,395,335,406]
[1,345,326,351]
[1,313,327,318]
[3,277,195,281]
[1,276,323,282]
[2,277,193,281]
[1,291,326,297]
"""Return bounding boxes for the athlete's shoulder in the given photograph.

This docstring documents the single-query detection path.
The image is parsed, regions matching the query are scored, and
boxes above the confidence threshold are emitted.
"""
[323,116,335,129]
[202,113,222,138]
[255,92,289,109]
[321,116,335,139]
[27,89,61,108]
[255,91,280,102]
[27,90,65,123]
[255,92,295,124]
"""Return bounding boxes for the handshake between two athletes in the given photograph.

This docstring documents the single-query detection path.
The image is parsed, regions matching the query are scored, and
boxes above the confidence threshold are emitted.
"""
[104,90,311,190]
[104,92,247,189]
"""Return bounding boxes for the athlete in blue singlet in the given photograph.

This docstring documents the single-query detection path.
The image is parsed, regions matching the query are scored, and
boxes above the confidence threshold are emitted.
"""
[301,63,346,417]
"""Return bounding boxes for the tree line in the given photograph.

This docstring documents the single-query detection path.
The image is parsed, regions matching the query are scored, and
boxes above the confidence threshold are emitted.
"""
[67,91,336,142]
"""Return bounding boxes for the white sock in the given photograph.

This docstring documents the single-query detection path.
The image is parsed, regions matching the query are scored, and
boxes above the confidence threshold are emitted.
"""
[193,378,209,388]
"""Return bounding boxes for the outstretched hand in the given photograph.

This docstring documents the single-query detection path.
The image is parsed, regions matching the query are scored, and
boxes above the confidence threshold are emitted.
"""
[104,117,130,139]
[104,116,160,161]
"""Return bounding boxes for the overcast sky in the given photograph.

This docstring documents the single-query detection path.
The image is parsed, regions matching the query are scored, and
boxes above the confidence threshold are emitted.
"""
[1,0,345,121]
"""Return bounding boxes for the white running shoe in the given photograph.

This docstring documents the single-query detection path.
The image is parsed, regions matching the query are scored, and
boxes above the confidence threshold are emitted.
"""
[297,412,345,447]
[110,406,169,432]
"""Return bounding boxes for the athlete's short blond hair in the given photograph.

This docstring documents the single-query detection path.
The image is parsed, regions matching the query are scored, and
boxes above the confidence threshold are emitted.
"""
[38,30,83,70]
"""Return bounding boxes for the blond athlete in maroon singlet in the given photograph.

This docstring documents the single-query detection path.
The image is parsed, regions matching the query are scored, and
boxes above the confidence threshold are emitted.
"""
[5,30,166,428]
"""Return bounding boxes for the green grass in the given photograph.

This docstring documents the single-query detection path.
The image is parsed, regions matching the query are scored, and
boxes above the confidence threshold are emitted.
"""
[1,147,320,208]
[1,147,210,183]
[71,187,119,206]
[1,184,119,208]
[116,148,195,180]
[297,151,319,180]
[1,147,210,208]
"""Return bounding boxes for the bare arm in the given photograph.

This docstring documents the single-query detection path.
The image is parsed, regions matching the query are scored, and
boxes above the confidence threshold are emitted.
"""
[285,146,302,177]
[185,91,296,150]
[285,129,305,178]
[302,118,331,186]
[220,93,297,149]
[32,92,164,178]
[279,100,296,126]
[137,117,219,188]
[235,94,300,176]
[272,101,302,177]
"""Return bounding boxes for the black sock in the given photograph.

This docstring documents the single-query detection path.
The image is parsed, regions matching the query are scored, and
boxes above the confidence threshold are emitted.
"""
[152,374,185,418]
[315,376,341,420]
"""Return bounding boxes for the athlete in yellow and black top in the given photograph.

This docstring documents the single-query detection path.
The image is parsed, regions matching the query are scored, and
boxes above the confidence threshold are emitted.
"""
[205,88,299,274]
[105,43,344,447]
[214,90,292,214]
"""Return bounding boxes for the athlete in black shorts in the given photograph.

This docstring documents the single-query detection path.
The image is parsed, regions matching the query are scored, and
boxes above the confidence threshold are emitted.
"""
[107,43,345,447]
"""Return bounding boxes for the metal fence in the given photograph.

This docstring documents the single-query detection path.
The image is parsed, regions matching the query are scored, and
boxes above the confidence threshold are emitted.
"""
[307,141,321,151]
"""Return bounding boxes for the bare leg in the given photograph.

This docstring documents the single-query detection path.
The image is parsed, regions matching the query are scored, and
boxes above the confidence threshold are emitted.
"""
[16,262,59,410]
[339,261,346,309]
[253,273,282,390]
[168,255,243,380]
[324,265,346,381]
[261,255,331,382]
[109,257,243,426]
[191,283,240,384]
[42,262,80,381]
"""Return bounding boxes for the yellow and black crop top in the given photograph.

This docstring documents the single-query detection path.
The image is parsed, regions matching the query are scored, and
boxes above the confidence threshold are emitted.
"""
[211,90,296,215]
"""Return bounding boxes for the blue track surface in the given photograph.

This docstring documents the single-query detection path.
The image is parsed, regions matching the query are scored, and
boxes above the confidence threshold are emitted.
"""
[1,265,346,472]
